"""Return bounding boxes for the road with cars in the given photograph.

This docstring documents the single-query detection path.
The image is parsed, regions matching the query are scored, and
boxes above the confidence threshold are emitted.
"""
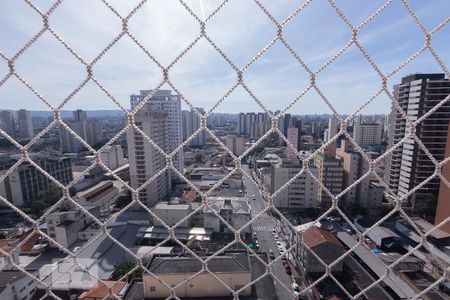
[242,164,298,300]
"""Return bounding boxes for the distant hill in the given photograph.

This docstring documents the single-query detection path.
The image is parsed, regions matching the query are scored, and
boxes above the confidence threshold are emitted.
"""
[30,110,126,118]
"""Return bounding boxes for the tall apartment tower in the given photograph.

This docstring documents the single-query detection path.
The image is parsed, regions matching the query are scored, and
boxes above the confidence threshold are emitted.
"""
[182,108,206,146]
[16,109,33,139]
[386,74,450,209]
[353,115,383,149]
[130,90,183,174]
[225,135,245,156]
[236,113,246,134]
[325,115,339,142]
[128,90,183,206]
[0,111,15,137]
[435,121,450,233]
[315,142,343,208]
[285,127,299,159]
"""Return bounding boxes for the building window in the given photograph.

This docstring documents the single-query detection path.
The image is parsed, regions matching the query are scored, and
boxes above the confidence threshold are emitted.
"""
[150,286,156,292]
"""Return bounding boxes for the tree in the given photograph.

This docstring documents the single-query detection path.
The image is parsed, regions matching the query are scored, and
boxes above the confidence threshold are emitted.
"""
[111,260,147,281]
[114,190,132,209]
[0,231,7,239]
[31,184,63,216]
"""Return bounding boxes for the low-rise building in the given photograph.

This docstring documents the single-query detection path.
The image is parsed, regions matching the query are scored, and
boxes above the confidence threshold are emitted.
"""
[297,226,344,275]
[143,253,251,299]
[0,270,36,300]
[46,205,99,249]
[75,180,120,216]
[204,197,251,233]
[151,201,193,228]
[78,281,128,300]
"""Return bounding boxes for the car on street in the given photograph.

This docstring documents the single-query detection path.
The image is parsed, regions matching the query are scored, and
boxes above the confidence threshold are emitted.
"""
[279,248,285,254]
[284,264,292,275]
[292,283,301,296]
[274,235,279,241]
[269,249,275,259]
[276,241,282,246]
[272,229,277,234]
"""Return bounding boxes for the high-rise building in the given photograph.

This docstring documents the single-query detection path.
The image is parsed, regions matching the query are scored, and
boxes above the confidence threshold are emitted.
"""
[16,109,33,139]
[336,139,383,215]
[326,115,339,142]
[435,121,450,233]
[99,145,125,170]
[286,127,299,159]
[0,153,73,207]
[127,107,171,207]
[128,90,183,206]
[386,74,450,209]
[315,142,343,208]
[236,113,245,134]
[73,109,87,122]
[59,110,103,152]
[353,115,383,149]
[182,108,206,146]
[0,111,15,137]
[130,90,183,173]
[270,157,318,209]
[225,135,245,156]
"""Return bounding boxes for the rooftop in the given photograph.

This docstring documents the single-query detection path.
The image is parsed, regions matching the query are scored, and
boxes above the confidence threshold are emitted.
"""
[149,253,250,274]
[302,226,341,248]
[79,281,128,299]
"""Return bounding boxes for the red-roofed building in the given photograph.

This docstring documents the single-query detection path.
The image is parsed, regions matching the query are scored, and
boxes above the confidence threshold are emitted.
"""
[297,226,344,275]
[78,281,128,300]
[0,239,19,270]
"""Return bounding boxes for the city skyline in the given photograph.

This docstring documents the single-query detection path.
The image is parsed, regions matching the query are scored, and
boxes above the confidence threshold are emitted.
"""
[1,1,449,114]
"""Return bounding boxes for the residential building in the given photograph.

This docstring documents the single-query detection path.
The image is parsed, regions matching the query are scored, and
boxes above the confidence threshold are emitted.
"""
[315,143,343,208]
[99,145,125,170]
[386,74,450,209]
[353,115,383,149]
[127,107,171,207]
[225,135,245,156]
[325,115,339,142]
[130,89,183,174]
[0,240,19,270]
[16,109,33,139]
[182,108,207,146]
[0,110,15,137]
[0,153,73,207]
[59,110,103,152]
[0,270,36,300]
[143,253,251,299]
[435,121,450,233]
[236,112,245,134]
[297,226,344,275]
[336,139,383,215]
[204,197,251,233]
[270,156,318,209]
[285,126,299,159]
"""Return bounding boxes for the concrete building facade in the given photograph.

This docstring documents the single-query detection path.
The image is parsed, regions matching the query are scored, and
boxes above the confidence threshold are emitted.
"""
[386,74,450,209]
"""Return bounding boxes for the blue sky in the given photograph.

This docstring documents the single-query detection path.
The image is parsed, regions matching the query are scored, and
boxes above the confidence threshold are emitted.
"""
[0,0,449,115]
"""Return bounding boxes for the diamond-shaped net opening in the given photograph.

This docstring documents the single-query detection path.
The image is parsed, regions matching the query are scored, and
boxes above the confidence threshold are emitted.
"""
[0,0,449,299]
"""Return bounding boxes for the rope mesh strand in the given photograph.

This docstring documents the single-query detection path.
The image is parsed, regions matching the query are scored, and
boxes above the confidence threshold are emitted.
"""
[0,0,449,299]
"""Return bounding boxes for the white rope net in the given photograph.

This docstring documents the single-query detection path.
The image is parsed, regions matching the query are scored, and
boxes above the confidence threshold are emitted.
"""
[0,0,449,299]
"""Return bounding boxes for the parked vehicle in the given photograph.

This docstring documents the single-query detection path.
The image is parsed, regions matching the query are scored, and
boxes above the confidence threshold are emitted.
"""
[292,283,301,296]
[269,249,275,259]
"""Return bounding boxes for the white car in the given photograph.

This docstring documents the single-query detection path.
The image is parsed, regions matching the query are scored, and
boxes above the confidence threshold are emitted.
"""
[274,236,279,241]
[279,248,285,254]
[292,283,300,296]
[276,241,282,246]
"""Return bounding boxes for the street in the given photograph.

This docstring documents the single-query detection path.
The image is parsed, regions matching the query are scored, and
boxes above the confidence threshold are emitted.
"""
[242,164,296,300]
